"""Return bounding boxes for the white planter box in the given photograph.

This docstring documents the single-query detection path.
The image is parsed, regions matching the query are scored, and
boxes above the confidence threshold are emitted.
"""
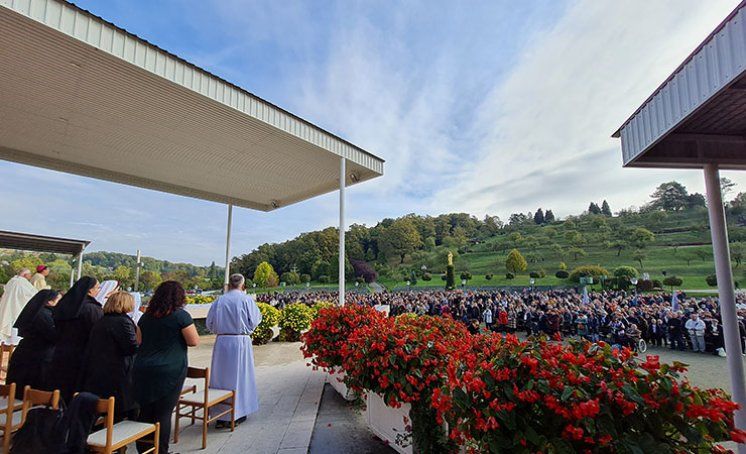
[327,369,355,401]
[366,392,412,454]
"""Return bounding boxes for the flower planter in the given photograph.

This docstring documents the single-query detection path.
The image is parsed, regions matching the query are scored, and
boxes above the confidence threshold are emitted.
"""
[326,368,355,401]
[366,392,412,454]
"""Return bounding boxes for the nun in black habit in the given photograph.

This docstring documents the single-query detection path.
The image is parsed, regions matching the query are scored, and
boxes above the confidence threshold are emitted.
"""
[6,289,61,398]
[48,276,102,403]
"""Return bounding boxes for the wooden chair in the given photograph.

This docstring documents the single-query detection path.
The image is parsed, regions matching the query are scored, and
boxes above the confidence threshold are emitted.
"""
[0,384,21,454]
[0,345,14,384]
[87,396,159,454]
[174,367,235,449]
[20,386,59,422]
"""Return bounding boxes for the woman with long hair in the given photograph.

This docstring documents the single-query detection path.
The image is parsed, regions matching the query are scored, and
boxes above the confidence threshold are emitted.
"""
[81,291,139,420]
[6,289,61,398]
[134,281,199,454]
[48,276,101,403]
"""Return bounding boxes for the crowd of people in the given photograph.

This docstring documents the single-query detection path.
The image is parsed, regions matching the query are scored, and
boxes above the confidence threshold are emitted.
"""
[261,287,746,355]
[0,268,262,453]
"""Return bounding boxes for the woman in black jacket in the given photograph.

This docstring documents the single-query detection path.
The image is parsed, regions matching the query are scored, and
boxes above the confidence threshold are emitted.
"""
[81,291,139,419]
[48,276,102,403]
[6,289,61,398]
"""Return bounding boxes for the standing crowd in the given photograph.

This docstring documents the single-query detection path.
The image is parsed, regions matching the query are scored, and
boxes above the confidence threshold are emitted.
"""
[0,268,262,453]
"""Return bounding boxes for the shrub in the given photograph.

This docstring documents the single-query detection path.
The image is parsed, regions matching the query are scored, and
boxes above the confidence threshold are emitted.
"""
[506,249,528,274]
[252,302,281,345]
[460,271,472,281]
[434,335,745,453]
[318,275,330,284]
[422,272,432,281]
[652,279,663,290]
[300,273,311,283]
[254,261,279,287]
[440,273,447,281]
[637,279,654,292]
[555,270,569,279]
[707,274,718,287]
[613,265,639,281]
[662,276,683,289]
[506,272,515,280]
[445,265,455,290]
[279,303,315,342]
[310,300,335,319]
[301,304,387,371]
[529,271,541,279]
[280,271,301,286]
[185,295,215,305]
[350,259,378,283]
[485,273,493,280]
[568,265,610,283]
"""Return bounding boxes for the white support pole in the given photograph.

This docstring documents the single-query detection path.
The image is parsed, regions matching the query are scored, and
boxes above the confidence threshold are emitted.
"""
[339,157,346,306]
[69,266,74,288]
[704,163,746,450]
[224,204,233,291]
[76,251,83,280]
[134,249,141,292]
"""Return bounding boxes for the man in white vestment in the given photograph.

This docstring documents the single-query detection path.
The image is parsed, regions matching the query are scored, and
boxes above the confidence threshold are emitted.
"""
[0,269,38,345]
[206,273,262,427]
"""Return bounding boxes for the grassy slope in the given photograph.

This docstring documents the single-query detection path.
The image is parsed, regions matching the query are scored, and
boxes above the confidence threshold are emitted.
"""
[380,209,746,291]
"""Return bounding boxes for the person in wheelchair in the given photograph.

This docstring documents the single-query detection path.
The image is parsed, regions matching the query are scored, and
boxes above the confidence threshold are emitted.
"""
[626,323,642,350]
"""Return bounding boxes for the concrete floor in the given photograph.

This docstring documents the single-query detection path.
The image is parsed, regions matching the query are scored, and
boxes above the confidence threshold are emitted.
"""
[309,384,394,454]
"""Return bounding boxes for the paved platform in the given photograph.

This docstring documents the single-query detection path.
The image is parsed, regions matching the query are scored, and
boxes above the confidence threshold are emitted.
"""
[167,338,325,454]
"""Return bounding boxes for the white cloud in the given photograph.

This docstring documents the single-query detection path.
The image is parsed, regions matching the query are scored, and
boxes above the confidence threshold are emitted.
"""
[434,0,745,218]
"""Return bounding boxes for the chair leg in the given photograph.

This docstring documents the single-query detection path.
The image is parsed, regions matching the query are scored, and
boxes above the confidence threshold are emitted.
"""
[153,423,160,454]
[230,397,235,432]
[202,409,207,450]
[173,403,180,444]
[3,429,9,454]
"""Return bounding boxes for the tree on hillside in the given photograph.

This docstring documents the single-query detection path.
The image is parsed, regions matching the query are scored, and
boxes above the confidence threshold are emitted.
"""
[630,227,655,249]
[140,270,162,291]
[731,242,745,267]
[601,200,612,216]
[505,249,528,274]
[378,218,422,264]
[567,247,587,261]
[588,202,602,215]
[687,193,706,209]
[533,209,545,225]
[632,250,647,269]
[607,240,628,256]
[508,213,531,226]
[113,265,132,288]
[694,249,710,262]
[254,261,279,287]
[721,177,737,197]
[649,181,689,211]
[544,210,556,223]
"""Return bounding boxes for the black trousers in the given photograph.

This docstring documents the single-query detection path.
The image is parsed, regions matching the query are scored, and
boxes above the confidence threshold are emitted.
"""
[136,388,182,454]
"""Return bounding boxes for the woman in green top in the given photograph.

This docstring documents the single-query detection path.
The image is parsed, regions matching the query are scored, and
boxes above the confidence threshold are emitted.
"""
[134,281,199,454]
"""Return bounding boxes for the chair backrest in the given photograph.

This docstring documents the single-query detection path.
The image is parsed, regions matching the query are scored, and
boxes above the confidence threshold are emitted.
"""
[0,345,14,383]
[93,396,116,449]
[0,383,16,420]
[186,366,210,406]
[21,386,60,424]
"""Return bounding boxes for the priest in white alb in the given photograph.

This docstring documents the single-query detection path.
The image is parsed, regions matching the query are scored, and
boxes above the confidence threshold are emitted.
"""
[206,273,262,427]
[0,269,38,345]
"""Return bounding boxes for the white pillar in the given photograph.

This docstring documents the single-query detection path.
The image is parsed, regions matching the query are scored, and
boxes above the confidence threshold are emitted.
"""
[76,251,83,280]
[69,266,74,288]
[704,163,746,450]
[224,204,233,291]
[339,157,346,306]
[134,249,141,292]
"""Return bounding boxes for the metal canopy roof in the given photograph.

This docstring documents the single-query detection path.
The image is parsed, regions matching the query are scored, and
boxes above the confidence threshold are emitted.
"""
[0,230,89,256]
[0,0,384,211]
[613,1,746,169]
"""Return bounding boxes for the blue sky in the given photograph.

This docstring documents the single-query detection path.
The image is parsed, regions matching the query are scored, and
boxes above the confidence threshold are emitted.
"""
[2,0,744,265]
